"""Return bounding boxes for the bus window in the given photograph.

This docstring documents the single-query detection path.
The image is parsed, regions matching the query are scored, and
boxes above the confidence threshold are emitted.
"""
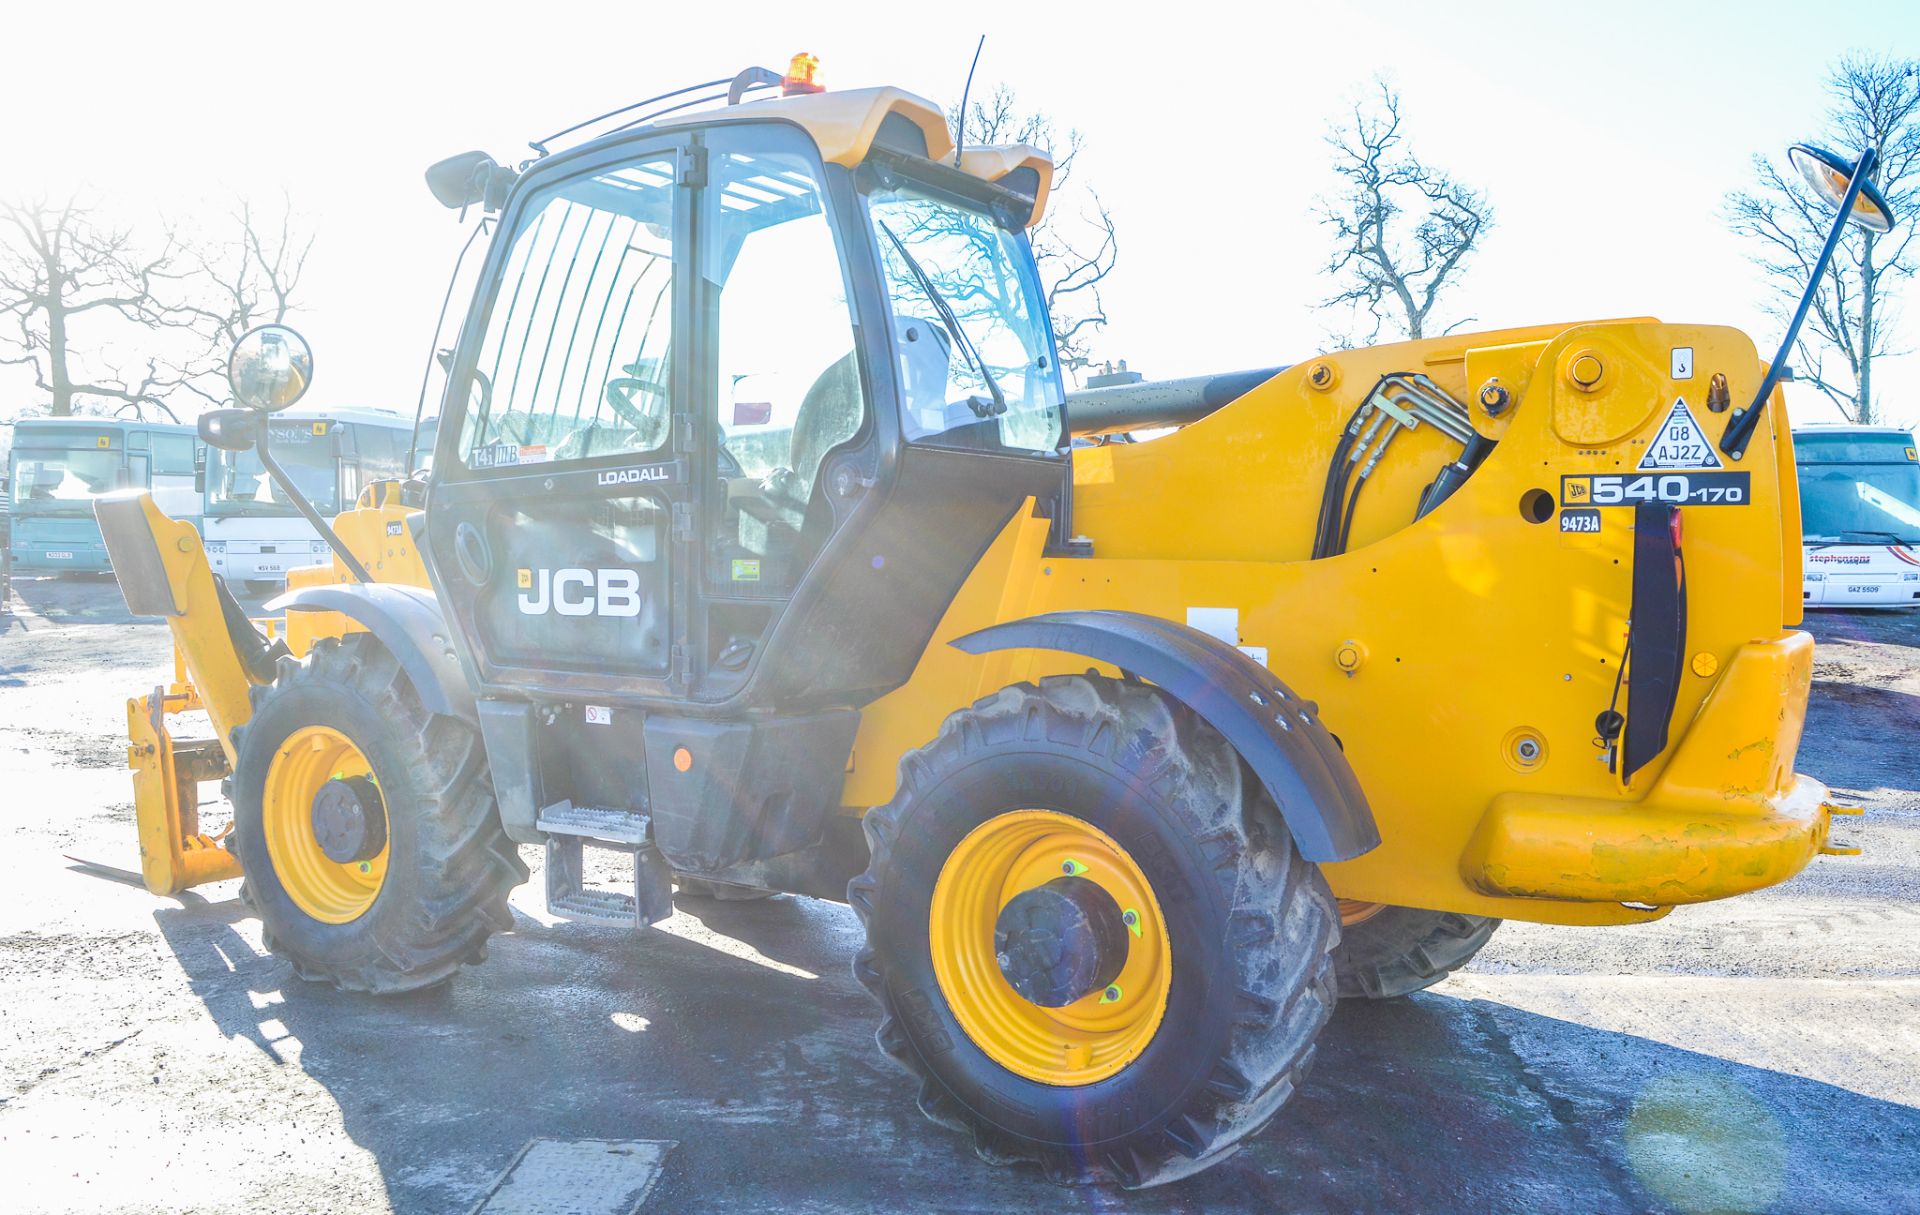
[206,424,345,518]
[13,446,121,511]
[1798,432,1920,544]
[152,434,197,477]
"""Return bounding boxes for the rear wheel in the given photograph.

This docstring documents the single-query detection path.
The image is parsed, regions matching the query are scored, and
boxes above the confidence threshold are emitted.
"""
[231,635,526,993]
[1330,904,1499,999]
[849,675,1340,1188]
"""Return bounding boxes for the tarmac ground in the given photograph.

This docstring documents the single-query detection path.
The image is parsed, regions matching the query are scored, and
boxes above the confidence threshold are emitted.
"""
[1,573,1915,1213]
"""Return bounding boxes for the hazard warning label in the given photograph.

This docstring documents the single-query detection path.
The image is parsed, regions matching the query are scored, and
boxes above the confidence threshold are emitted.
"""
[1638,399,1723,470]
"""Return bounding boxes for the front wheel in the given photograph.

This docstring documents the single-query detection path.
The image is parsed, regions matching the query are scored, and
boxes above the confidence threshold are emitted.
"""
[849,675,1340,1188]
[231,635,527,993]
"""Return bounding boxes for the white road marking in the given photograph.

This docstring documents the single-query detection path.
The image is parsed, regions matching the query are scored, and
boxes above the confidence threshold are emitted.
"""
[471,1139,675,1215]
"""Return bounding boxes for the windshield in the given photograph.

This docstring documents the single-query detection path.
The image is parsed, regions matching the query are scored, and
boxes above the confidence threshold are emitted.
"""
[868,185,1064,456]
[10,445,126,514]
[207,423,341,516]
[1798,434,1920,545]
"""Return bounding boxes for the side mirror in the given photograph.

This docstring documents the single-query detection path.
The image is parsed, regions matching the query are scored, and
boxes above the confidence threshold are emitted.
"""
[198,409,265,452]
[1789,144,1896,233]
[228,324,314,412]
[426,151,517,212]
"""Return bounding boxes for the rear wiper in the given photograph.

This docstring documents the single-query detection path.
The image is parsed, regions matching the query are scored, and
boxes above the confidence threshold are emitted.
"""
[876,221,1007,420]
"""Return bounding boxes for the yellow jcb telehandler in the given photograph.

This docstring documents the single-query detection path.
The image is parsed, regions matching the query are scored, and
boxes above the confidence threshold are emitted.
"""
[98,58,1882,1188]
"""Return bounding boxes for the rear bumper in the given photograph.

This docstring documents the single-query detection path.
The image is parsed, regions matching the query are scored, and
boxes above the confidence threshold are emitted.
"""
[1805,579,1920,607]
[10,543,112,572]
[1461,631,1845,905]
[209,550,326,585]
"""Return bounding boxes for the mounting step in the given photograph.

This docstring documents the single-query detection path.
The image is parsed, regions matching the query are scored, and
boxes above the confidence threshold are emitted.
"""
[538,801,675,929]
[538,801,653,846]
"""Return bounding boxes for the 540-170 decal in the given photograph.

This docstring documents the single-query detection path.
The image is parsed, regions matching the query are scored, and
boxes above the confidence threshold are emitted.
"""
[1561,471,1751,508]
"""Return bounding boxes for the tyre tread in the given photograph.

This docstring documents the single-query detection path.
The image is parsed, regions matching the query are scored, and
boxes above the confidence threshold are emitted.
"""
[234,634,526,995]
[849,674,1342,1189]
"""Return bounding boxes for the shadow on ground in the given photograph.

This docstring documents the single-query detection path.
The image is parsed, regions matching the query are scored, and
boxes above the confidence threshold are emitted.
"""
[153,889,1917,1215]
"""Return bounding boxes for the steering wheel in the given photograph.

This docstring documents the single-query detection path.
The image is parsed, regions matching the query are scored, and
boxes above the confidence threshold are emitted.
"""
[603,377,669,429]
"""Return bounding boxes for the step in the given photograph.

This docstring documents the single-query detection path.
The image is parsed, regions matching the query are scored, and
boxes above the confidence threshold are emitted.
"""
[537,800,653,847]
[543,831,675,930]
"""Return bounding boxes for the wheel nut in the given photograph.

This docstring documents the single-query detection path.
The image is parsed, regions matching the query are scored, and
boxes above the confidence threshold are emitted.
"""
[1101,985,1122,1003]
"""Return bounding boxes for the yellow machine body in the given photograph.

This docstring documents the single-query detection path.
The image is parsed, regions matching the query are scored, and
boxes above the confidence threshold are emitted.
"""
[113,496,253,894]
[112,83,1842,926]
[843,321,1840,926]
[121,325,1840,922]
[110,486,424,895]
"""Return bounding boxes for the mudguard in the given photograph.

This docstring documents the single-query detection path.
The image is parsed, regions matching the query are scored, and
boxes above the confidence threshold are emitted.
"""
[951,610,1380,862]
[268,583,477,720]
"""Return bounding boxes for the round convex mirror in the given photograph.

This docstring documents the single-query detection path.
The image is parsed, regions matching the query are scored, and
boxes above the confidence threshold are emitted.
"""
[1787,144,1896,234]
[227,324,315,412]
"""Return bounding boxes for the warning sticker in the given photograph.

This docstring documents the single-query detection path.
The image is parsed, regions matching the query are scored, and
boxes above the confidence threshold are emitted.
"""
[1638,399,1723,470]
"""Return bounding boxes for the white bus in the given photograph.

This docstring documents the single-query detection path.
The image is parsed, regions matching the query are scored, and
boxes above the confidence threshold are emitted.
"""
[1795,424,1920,609]
[201,405,417,588]
[7,417,201,574]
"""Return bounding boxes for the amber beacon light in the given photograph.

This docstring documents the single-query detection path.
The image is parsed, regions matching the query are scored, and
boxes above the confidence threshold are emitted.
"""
[783,52,824,96]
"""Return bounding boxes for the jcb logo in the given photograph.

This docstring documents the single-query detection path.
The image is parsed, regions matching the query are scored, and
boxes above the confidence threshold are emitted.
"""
[516,568,643,617]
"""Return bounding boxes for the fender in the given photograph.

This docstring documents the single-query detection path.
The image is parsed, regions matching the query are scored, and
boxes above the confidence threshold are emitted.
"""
[268,583,477,721]
[951,610,1379,863]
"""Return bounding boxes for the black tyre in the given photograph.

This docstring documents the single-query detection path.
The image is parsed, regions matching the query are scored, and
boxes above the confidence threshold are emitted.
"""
[231,634,527,993]
[849,675,1341,1189]
[1330,905,1499,999]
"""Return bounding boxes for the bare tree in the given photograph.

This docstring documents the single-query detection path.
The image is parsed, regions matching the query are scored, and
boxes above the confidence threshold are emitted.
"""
[0,198,199,418]
[948,87,1118,376]
[1727,54,1920,424]
[181,196,315,406]
[1318,80,1494,346]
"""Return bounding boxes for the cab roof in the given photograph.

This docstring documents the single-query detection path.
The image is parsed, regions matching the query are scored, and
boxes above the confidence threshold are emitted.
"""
[649,84,1053,226]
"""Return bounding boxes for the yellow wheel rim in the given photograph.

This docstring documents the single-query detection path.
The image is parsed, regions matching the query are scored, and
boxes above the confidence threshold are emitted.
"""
[261,725,389,924]
[1338,899,1386,926]
[929,809,1171,1087]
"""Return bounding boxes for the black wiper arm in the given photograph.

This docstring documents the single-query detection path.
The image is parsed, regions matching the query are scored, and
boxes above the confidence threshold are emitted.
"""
[877,221,1007,419]
[1841,529,1916,543]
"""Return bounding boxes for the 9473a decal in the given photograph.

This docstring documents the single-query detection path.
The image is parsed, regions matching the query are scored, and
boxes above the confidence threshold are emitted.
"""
[1561,471,1751,507]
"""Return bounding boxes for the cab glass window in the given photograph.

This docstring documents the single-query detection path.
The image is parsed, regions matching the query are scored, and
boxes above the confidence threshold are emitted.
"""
[868,185,1064,456]
[460,155,678,470]
[708,140,866,593]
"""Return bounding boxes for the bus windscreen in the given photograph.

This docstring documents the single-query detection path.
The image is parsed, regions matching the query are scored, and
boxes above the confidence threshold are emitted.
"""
[1797,432,1920,545]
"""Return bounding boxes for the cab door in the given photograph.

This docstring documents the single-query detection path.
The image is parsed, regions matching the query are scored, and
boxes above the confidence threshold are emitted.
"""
[428,136,695,699]
[690,125,876,703]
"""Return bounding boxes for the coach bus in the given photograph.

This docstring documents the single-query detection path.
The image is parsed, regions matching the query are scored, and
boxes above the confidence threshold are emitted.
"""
[6,417,200,574]
[200,405,419,589]
[1796,424,1920,608]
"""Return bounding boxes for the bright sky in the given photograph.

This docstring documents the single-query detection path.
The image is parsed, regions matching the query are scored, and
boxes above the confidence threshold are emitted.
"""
[2,0,1917,430]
